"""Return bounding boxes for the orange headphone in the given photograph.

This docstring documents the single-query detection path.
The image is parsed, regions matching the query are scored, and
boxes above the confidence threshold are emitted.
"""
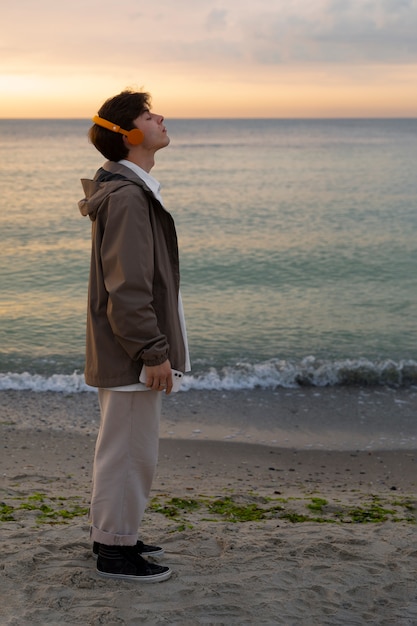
[92,114,144,145]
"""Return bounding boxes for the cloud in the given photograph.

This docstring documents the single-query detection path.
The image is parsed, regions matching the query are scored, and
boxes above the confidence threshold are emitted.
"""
[205,9,228,32]
[240,0,417,64]
[2,0,417,75]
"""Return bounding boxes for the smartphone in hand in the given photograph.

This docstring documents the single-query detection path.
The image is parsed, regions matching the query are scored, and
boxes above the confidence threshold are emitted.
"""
[139,366,184,392]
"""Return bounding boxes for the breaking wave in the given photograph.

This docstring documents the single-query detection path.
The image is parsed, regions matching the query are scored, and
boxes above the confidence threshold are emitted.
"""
[1,356,416,393]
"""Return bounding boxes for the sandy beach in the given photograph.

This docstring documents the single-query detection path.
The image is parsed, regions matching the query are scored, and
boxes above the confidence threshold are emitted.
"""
[1,387,416,625]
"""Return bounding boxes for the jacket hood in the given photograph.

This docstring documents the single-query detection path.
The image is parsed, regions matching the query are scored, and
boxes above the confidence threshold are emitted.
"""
[78,178,129,221]
[78,161,151,222]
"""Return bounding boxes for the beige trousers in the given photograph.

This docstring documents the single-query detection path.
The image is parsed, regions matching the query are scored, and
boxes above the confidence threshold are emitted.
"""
[89,388,162,545]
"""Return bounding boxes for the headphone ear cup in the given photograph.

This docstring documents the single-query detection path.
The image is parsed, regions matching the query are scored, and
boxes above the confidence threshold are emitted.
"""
[126,128,144,145]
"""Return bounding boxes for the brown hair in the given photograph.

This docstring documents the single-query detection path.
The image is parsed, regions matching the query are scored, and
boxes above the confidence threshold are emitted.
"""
[88,90,151,161]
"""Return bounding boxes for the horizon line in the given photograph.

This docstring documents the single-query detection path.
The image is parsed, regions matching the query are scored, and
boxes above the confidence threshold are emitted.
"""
[1,116,416,121]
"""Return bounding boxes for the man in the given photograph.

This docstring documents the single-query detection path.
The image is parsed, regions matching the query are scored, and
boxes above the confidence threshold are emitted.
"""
[79,89,190,582]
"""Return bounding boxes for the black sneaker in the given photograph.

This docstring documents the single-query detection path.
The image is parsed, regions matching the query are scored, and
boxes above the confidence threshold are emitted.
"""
[97,545,172,582]
[93,539,164,559]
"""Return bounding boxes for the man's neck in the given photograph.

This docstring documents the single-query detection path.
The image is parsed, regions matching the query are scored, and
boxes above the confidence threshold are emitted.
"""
[125,152,155,173]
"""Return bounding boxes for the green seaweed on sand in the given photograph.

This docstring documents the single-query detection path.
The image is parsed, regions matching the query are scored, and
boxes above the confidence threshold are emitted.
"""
[1,493,88,524]
[2,491,416,528]
[208,497,268,522]
[307,498,328,512]
[0,502,15,522]
[147,493,416,527]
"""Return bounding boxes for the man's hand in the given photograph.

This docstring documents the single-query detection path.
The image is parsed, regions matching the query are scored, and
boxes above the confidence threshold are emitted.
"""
[143,360,173,394]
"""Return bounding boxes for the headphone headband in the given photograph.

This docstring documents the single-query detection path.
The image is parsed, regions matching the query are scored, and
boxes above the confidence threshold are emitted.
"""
[92,114,144,145]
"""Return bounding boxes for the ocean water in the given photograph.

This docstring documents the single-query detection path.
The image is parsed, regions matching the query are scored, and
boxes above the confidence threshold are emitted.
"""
[1,118,416,392]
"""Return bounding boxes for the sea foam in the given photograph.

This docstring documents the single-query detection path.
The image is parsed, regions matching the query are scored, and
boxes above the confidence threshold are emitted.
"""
[1,357,416,393]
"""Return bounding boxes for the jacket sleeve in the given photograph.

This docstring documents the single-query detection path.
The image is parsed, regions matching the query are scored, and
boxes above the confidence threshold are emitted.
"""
[100,185,169,366]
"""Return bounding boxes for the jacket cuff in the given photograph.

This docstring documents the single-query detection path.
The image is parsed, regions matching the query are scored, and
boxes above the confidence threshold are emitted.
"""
[142,355,169,367]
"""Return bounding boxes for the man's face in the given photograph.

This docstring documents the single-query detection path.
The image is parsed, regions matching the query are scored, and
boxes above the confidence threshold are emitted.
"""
[133,109,170,151]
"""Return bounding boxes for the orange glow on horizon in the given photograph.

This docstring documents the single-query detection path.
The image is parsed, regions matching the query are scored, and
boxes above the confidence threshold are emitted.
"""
[1,64,417,119]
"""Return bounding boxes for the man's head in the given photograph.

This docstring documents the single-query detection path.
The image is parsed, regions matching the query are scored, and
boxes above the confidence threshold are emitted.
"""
[89,90,151,161]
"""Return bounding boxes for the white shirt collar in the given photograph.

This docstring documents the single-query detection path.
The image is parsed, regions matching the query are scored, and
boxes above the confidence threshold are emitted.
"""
[118,159,162,203]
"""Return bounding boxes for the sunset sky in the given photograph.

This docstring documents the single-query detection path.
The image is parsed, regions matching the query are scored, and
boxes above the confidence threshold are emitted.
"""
[2,0,417,118]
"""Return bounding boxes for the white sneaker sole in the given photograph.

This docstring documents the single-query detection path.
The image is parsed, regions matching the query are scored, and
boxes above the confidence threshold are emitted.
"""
[97,566,172,583]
